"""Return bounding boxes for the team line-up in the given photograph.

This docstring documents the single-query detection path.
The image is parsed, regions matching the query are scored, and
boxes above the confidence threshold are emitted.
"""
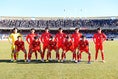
[8,27,107,64]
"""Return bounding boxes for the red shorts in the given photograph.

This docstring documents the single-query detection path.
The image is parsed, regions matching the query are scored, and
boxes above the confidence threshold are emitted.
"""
[74,44,79,49]
[57,44,63,49]
[49,47,57,51]
[16,47,25,52]
[96,44,103,51]
[79,48,89,53]
[31,47,40,52]
[43,44,48,50]
[63,47,74,52]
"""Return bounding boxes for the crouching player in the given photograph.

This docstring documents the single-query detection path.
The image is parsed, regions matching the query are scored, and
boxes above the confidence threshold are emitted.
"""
[28,36,42,62]
[77,35,91,64]
[14,36,27,62]
[47,36,57,62]
[61,35,74,62]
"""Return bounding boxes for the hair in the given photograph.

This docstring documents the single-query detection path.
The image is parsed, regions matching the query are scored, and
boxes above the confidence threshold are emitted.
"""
[12,27,18,32]
[81,35,86,38]
[58,27,62,30]
[17,36,21,38]
[66,35,70,39]
[45,27,49,30]
[34,36,39,40]
[97,27,101,30]
[31,28,35,31]
[75,27,79,30]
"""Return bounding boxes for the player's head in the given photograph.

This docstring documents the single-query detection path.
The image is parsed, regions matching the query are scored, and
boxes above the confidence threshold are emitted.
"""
[75,27,80,33]
[66,35,71,41]
[17,36,22,41]
[45,27,49,33]
[58,27,63,33]
[50,36,54,41]
[97,27,102,33]
[31,28,35,34]
[34,36,39,41]
[81,35,86,41]
[13,27,18,33]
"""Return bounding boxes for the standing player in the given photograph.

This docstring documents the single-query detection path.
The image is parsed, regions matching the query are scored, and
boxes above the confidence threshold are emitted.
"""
[93,27,107,63]
[71,28,82,62]
[8,28,22,61]
[14,36,27,62]
[77,35,91,64]
[28,36,42,62]
[47,36,57,62]
[55,28,67,62]
[41,27,51,62]
[62,35,74,62]
[26,28,38,60]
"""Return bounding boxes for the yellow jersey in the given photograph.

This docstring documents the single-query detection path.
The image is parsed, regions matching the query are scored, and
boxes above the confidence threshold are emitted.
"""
[8,33,22,45]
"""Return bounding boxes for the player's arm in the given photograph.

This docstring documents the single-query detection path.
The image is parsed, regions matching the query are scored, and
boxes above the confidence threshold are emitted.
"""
[26,35,30,44]
[14,41,18,50]
[93,34,96,44]
[40,34,44,43]
[8,34,12,45]
[103,33,107,42]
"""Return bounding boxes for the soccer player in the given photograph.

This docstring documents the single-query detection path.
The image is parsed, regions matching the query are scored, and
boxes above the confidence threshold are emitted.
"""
[8,28,22,61]
[47,36,57,62]
[77,35,91,64]
[14,36,27,62]
[71,27,82,61]
[26,28,38,60]
[55,28,67,62]
[28,36,42,62]
[61,35,74,62]
[41,27,51,62]
[93,27,107,63]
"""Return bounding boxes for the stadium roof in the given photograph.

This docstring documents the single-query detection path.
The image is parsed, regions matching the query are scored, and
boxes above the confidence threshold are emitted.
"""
[0,16,118,20]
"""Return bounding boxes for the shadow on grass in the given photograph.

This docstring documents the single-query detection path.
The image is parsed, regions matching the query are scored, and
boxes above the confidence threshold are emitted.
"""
[0,59,99,64]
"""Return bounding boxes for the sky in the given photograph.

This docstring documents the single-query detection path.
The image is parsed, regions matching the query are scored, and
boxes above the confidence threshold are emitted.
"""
[0,0,118,17]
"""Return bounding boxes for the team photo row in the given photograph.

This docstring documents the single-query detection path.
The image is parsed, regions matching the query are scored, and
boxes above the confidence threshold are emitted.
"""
[8,27,107,64]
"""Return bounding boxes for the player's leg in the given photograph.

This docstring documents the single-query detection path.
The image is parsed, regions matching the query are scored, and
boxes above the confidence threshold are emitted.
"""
[34,51,38,60]
[11,45,15,61]
[48,50,52,60]
[95,45,99,61]
[87,51,91,64]
[100,45,105,63]
[28,49,33,62]
[72,48,76,61]
[76,51,82,63]
[22,49,27,62]
[56,48,60,61]
[42,46,47,62]
[78,49,82,61]
[38,49,43,61]
[61,49,65,61]
[46,49,50,62]
[14,49,19,62]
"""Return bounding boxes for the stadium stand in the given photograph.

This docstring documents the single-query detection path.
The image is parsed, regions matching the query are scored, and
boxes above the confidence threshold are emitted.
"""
[0,16,118,40]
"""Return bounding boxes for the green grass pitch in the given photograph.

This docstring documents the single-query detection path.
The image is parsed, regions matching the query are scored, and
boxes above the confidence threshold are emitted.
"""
[0,40,118,79]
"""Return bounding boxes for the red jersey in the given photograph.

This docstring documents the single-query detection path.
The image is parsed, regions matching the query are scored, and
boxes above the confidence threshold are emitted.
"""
[41,32,51,45]
[48,40,57,49]
[71,32,82,43]
[31,40,41,49]
[63,39,73,51]
[15,40,25,49]
[55,32,66,47]
[93,33,107,45]
[79,40,89,50]
[26,33,38,44]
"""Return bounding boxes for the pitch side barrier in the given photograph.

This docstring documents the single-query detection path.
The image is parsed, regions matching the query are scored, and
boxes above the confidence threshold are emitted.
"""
[0,26,118,30]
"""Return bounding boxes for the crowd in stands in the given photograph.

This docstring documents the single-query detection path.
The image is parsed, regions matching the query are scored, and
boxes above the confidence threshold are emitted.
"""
[0,18,118,28]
